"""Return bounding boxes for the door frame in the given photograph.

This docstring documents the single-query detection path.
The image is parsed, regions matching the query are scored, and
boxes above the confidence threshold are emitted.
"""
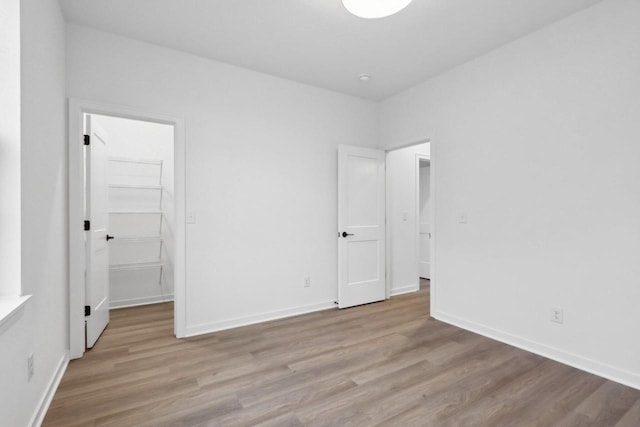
[384,138,436,313]
[68,98,187,359]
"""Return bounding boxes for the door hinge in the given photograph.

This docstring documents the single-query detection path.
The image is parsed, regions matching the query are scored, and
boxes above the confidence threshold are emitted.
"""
[84,220,90,231]
[85,305,91,316]
[83,134,90,145]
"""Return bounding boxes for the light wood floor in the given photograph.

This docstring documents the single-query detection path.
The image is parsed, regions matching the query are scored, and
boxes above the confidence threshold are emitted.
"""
[45,280,640,426]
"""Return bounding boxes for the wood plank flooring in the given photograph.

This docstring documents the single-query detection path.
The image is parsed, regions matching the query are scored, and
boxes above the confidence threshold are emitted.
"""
[44,280,640,426]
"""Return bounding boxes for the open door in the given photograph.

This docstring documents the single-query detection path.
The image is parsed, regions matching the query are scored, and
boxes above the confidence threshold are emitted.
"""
[338,145,386,308]
[85,115,111,348]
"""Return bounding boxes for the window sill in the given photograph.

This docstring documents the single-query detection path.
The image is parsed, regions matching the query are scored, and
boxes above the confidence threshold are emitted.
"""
[0,295,31,335]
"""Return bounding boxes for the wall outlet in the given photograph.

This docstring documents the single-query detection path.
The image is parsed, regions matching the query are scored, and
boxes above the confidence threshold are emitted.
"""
[458,212,468,224]
[186,211,196,224]
[27,353,34,382]
[551,307,564,324]
[304,276,311,288]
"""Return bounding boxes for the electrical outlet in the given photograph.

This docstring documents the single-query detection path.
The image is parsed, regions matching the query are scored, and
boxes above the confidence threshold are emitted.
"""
[458,212,468,224]
[186,211,196,224]
[304,276,311,288]
[27,353,34,382]
[551,307,564,324]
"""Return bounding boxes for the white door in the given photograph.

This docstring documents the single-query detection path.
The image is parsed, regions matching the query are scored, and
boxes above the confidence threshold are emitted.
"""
[419,162,431,279]
[85,115,110,348]
[338,145,386,308]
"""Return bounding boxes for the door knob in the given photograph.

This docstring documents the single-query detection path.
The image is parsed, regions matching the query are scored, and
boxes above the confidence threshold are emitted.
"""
[106,235,115,241]
[342,232,355,238]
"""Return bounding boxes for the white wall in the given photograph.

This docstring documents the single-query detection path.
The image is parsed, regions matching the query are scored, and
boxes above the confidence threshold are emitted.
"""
[379,0,640,388]
[0,0,68,425]
[386,143,430,296]
[96,115,175,307]
[0,0,21,295]
[67,24,378,334]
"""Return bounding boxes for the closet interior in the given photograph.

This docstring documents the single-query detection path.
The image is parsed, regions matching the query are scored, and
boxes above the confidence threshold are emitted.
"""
[93,114,175,309]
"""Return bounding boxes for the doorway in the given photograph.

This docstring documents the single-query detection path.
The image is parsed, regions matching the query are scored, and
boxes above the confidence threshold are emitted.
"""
[385,141,432,303]
[91,114,174,303]
[84,113,175,348]
[68,99,186,359]
[336,141,433,310]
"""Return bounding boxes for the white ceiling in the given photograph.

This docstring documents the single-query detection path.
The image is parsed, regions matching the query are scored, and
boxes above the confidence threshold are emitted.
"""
[59,0,602,100]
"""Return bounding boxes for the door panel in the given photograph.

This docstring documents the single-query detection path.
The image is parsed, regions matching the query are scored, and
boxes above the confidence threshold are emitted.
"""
[347,240,380,284]
[338,145,386,308]
[347,155,380,226]
[85,115,110,348]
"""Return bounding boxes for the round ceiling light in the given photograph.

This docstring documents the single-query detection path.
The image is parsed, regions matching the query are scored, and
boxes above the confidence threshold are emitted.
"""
[342,0,413,19]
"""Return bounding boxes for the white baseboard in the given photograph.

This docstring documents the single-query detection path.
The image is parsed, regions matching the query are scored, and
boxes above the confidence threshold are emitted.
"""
[30,352,69,427]
[186,300,337,337]
[390,284,419,297]
[433,309,640,391]
[110,295,174,309]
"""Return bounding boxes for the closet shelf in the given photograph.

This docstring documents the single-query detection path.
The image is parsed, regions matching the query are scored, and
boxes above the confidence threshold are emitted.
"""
[109,184,163,190]
[108,157,163,165]
[112,236,162,242]
[110,262,163,271]
[109,210,163,215]
[108,151,168,307]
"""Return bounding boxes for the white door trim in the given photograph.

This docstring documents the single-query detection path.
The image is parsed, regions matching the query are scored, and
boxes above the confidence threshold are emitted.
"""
[384,138,432,300]
[427,141,437,315]
[68,98,187,359]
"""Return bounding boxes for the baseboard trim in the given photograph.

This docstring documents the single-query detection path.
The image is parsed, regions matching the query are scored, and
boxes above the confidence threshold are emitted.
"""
[186,300,337,337]
[30,352,69,427]
[390,284,419,297]
[433,310,640,390]
[110,295,174,309]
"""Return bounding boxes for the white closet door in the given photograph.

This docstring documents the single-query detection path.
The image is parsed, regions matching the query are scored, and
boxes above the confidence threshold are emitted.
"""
[85,115,111,348]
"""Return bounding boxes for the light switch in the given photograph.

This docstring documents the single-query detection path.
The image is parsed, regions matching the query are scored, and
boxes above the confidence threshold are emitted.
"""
[186,211,196,224]
[458,212,467,224]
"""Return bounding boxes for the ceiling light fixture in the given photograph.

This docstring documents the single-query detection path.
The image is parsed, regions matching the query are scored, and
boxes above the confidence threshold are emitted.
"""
[359,73,372,82]
[342,0,413,19]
